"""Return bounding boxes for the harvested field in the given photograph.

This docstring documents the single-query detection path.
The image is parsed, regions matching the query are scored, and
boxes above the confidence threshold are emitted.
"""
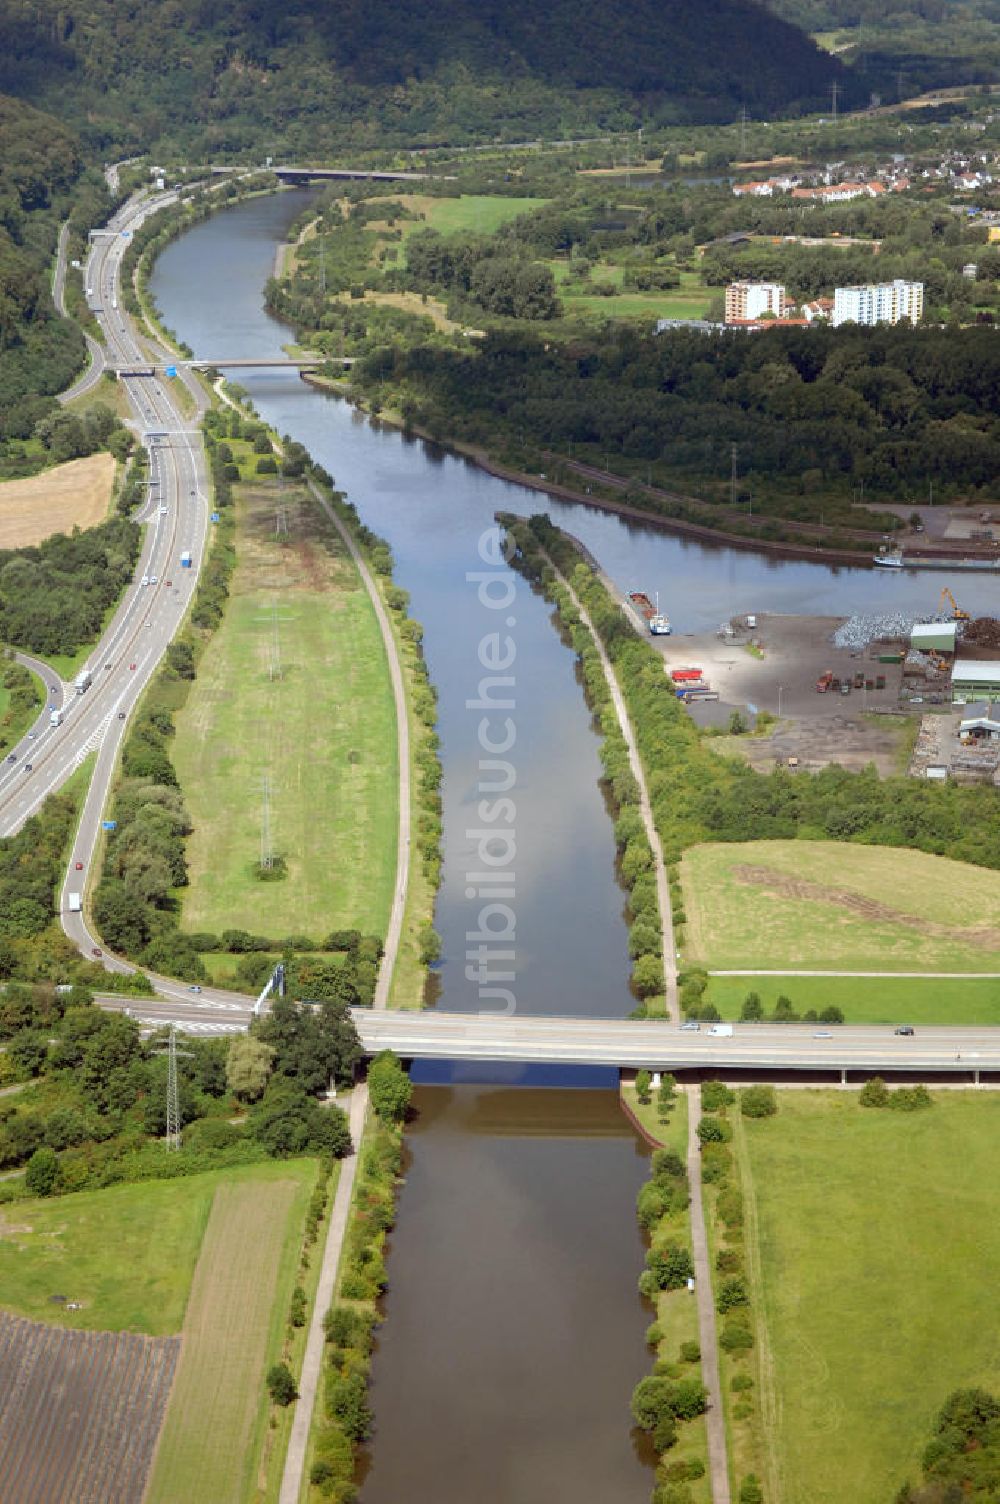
[145,1173,310,1504]
[0,454,115,549]
[0,1312,178,1504]
[682,840,1000,971]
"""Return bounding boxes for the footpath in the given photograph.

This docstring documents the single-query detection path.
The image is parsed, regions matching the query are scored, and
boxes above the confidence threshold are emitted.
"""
[551,549,730,1502]
[278,1082,369,1504]
[547,556,679,1022]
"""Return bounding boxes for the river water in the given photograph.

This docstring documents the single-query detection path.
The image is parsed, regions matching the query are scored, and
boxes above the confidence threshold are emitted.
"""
[150,188,998,1501]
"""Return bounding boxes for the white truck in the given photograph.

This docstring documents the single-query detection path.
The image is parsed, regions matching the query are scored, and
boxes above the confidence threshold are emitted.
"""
[708,1023,734,1038]
[50,709,63,727]
[74,668,92,695]
[67,892,82,913]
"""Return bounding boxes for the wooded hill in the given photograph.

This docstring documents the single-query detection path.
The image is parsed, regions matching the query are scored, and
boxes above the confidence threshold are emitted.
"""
[0,0,853,156]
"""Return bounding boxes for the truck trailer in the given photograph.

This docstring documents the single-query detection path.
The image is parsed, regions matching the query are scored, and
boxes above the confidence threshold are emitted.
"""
[73,669,92,695]
[67,892,82,913]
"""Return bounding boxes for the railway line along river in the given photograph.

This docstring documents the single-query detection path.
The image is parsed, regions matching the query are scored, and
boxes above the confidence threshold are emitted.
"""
[150,189,1000,1500]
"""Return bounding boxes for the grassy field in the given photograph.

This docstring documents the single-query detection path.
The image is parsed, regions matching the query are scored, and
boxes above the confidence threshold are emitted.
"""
[0,1161,307,1336]
[555,266,713,323]
[707,973,1000,1025]
[145,1165,315,1504]
[174,478,397,940]
[682,840,1000,972]
[739,1091,1000,1503]
[0,453,115,548]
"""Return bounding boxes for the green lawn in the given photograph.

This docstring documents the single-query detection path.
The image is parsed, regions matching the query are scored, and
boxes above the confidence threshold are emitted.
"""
[0,1161,309,1336]
[740,1091,1000,1502]
[707,973,1000,1025]
[422,194,541,237]
[173,480,397,940]
[556,265,713,323]
[682,840,1000,973]
[145,1164,316,1504]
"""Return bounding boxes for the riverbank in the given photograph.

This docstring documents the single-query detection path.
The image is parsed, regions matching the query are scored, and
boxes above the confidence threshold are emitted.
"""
[301,372,879,569]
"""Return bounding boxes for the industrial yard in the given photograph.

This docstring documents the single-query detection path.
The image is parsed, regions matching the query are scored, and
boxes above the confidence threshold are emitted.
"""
[634,598,1000,780]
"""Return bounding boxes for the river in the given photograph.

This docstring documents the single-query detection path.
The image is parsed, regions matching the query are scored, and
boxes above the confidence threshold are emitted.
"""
[150,188,997,1501]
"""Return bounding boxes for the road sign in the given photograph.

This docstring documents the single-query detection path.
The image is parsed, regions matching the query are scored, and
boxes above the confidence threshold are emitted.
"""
[165,365,177,378]
[746,703,758,716]
[102,820,117,831]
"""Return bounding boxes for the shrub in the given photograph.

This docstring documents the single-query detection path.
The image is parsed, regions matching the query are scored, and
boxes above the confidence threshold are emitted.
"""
[859,1076,890,1108]
[717,1187,744,1229]
[25,1146,60,1197]
[720,1321,755,1354]
[716,1248,742,1275]
[680,1340,701,1364]
[289,1285,307,1328]
[739,1476,764,1504]
[731,1373,754,1392]
[740,991,764,1021]
[741,1085,777,1118]
[696,1117,726,1144]
[888,1085,933,1112]
[717,1277,750,1313]
[701,1080,734,1112]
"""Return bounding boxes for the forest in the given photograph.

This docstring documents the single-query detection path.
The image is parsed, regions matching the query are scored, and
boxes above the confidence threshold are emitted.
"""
[355,321,1000,514]
[0,94,91,449]
[0,518,140,657]
[0,0,851,156]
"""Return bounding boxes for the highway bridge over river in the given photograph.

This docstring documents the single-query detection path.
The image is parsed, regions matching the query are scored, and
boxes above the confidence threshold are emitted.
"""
[97,996,1000,1083]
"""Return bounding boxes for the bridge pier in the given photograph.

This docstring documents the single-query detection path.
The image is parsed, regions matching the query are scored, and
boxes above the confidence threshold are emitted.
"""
[840,1068,847,1087]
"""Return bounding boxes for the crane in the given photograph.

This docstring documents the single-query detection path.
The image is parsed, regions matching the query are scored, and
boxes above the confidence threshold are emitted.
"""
[939,586,970,621]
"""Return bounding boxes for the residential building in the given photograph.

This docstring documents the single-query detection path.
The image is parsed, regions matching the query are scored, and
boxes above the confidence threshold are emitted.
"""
[832,280,924,328]
[725,281,786,324]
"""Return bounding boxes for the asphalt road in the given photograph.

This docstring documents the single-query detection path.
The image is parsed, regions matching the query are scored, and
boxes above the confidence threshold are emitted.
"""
[0,192,213,980]
[351,1011,1000,1073]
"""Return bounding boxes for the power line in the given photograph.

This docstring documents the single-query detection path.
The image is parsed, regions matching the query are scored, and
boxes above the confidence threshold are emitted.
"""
[261,772,273,872]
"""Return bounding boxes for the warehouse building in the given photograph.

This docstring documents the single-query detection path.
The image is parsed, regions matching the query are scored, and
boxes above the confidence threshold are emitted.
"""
[952,661,1000,703]
[910,622,957,654]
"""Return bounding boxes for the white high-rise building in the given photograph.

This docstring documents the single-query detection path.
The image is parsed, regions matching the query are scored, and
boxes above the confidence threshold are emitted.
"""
[832,280,924,328]
[725,282,786,323]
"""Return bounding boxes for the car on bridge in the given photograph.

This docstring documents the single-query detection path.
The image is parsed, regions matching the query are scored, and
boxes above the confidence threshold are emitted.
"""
[894,1025,915,1036]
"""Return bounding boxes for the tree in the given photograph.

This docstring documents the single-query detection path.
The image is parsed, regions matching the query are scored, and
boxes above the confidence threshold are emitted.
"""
[740,991,764,1022]
[646,1244,694,1291]
[728,711,748,736]
[266,1362,297,1406]
[8,1028,47,1078]
[635,1069,652,1104]
[226,1035,275,1102]
[657,1073,676,1120]
[772,994,798,1022]
[632,953,663,998]
[25,1146,59,1196]
[368,1050,412,1123]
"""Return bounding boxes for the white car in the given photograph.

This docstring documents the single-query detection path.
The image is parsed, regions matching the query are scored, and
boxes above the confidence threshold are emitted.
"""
[159,505,168,515]
[141,574,150,586]
[149,575,158,585]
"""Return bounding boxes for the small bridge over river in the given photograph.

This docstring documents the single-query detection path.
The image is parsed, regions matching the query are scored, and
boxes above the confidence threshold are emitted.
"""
[273,166,448,184]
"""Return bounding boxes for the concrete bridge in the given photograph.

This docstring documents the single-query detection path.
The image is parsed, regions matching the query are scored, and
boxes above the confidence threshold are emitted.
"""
[114,357,354,376]
[273,166,440,184]
[353,1010,1000,1081]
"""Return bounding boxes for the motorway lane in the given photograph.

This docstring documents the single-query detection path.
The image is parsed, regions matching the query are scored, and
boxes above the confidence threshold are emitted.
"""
[352,1012,1000,1073]
[0,190,214,984]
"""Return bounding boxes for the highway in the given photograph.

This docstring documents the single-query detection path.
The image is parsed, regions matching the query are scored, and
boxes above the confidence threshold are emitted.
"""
[0,191,212,980]
[350,1011,1000,1075]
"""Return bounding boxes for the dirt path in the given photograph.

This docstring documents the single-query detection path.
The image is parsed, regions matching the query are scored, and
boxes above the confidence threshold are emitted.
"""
[548,556,678,1021]
[687,1091,732,1504]
[278,1083,368,1504]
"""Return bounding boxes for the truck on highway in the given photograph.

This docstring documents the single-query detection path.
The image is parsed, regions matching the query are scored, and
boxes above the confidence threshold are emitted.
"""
[708,1023,734,1037]
[67,892,82,913]
[73,668,92,695]
[50,709,63,727]
[180,550,192,569]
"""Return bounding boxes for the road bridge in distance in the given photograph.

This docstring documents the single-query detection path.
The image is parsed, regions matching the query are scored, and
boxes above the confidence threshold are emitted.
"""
[273,165,441,183]
[113,356,352,375]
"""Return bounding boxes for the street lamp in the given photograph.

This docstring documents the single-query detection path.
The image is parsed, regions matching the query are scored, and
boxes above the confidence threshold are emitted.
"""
[777,685,783,718]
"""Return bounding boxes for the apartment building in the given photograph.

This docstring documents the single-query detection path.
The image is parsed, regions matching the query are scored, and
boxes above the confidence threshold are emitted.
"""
[724,281,786,323]
[831,280,924,328]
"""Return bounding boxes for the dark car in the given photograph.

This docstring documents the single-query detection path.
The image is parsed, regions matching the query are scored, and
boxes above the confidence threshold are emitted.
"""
[894,1025,915,1037]
[23,763,32,772]
[92,947,103,957]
